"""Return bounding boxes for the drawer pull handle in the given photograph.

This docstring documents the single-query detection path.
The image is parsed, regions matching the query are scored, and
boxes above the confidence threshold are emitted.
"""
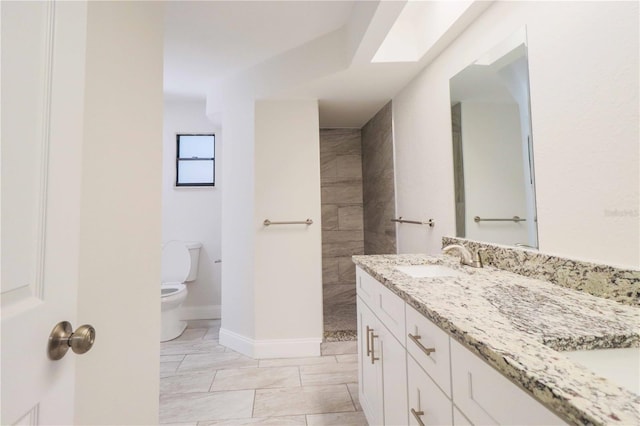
[408,333,436,356]
[366,325,372,356]
[411,408,426,426]
[370,330,379,364]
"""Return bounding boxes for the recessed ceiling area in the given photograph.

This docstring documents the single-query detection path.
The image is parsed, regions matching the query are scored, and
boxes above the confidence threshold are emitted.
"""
[163,1,489,127]
[164,1,357,100]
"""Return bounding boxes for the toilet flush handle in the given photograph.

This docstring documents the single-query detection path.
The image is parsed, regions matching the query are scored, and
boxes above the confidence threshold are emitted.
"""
[214,259,222,264]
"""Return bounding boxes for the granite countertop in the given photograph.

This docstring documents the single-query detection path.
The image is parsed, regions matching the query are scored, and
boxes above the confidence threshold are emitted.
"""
[352,254,640,426]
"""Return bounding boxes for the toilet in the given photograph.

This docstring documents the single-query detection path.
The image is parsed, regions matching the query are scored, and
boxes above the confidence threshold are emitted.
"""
[161,240,201,342]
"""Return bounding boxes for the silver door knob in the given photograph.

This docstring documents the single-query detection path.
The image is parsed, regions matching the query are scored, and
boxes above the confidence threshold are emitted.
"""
[48,321,96,360]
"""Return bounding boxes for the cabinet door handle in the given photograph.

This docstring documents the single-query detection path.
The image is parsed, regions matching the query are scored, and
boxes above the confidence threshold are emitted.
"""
[408,333,436,356]
[366,325,372,356]
[370,331,379,364]
[411,408,426,426]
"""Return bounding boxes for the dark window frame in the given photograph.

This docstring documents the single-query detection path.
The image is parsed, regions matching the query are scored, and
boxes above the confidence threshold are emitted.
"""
[176,133,215,187]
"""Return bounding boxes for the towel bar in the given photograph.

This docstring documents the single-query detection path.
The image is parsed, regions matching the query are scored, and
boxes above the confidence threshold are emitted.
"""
[263,218,313,226]
[391,217,435,227]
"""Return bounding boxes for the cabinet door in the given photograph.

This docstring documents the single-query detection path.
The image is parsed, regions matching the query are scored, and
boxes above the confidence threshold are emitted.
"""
[453,407,472,426]
[408,355,453,425]
[380,325,408,426]
[358,297,383,425]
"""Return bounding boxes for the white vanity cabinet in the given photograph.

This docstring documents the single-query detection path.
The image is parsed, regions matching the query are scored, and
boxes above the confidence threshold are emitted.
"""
[356,269,408,426]
[406,303,452,397]
[407,354,453,425]
[357,299,383,425]
[356,266,568,426]
[450,339,566,426]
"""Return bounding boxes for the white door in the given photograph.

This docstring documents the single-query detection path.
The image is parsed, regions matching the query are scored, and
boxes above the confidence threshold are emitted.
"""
[1,1,88,424]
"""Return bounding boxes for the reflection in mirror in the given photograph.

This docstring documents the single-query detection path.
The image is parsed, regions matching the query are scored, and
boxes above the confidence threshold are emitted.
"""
[450,27,538,249]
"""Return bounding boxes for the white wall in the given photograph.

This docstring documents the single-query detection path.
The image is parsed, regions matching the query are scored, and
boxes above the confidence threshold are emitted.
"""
[163,98,221,319]
[394,1,639,267]
[219,98,256,348]
[254,100,323,348]
[218,99,323,358]
[461,102,528,245]
[76,2,163,424]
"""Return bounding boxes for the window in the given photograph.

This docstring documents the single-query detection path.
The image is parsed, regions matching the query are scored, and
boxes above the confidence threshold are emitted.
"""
[176,134,215,187]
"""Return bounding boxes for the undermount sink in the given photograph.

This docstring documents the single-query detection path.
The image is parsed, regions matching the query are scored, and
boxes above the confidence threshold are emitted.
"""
[565,347,640,395]
[395,264,465,278]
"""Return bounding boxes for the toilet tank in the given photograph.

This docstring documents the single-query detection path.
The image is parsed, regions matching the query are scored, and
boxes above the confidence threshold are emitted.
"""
[184,241,201,282]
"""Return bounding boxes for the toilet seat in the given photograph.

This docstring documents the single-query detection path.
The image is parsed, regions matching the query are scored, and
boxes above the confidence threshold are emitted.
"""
[161,282,186,298]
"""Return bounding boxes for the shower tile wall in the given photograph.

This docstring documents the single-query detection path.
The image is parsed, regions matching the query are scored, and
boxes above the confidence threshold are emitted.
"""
[361,101,396,254]
[320,129,363,336]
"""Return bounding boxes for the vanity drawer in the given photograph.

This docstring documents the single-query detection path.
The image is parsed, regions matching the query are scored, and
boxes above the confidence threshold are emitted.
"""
[356,267,378,308]
[453,407,472,426]
[408,354,453,426]
[373,280,406,344]
[356,267,406,344]
[450,338,566,426]
[406,303,451,397]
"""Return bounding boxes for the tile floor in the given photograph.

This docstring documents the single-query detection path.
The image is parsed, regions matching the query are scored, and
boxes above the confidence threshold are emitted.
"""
[160,320,367,426]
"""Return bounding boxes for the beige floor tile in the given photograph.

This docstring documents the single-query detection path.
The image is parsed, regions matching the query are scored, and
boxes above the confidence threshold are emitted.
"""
[178,351,258,373]
[306,411,368,425]
[163,423,198,426]
[346,383,361,411]
[161,339,226,356]
[300,363,357,386]
[320,341,357,355]
[198,415,306,425]
[160,390,254,424]
[160,361,181,378]
[259,356,337,368]
[173,328,207,342]
[253,384,355,417]
[203,327,220,340]
[162,423,198,426]
[187,319,221,329]
[160,371,217,394]
[210,366,300,391]
[161,354,186,363]
[335,354,358,363]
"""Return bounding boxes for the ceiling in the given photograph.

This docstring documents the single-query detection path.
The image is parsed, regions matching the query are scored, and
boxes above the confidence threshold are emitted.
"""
[164,1,357,100]
[163,1,485,128]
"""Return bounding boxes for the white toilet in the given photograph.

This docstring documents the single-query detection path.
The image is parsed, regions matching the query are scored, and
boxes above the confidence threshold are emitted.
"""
[161,240,201,342]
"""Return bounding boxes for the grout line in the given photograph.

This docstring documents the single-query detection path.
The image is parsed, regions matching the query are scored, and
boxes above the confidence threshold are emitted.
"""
[345,383,358,411]
[174,353,186,372]
[207,370,218,392]
[250,389,256,418]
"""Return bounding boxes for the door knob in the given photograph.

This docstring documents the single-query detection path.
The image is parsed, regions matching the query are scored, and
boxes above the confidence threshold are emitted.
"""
[48,321,96,360]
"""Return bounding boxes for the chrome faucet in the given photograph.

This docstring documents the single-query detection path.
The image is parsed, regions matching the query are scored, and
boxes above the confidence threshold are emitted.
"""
[442,244,484,268]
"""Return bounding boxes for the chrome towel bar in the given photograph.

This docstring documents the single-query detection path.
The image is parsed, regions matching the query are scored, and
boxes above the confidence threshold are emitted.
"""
[474,216,526,223]
[391,217,435,228]
[263,218,313,226]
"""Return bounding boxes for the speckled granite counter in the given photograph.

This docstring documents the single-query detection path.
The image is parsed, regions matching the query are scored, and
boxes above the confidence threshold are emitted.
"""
[352,254,640,426]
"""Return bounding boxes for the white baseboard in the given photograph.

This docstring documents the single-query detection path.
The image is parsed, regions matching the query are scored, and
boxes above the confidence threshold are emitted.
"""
[219,328,254,357]
[219,327,322,359]
[179,304,221,320]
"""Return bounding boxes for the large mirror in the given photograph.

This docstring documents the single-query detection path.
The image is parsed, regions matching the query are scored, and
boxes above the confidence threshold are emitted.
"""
[450,27,538,248]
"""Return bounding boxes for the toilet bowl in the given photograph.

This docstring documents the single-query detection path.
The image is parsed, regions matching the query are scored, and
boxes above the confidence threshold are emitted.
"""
[161,241,201,342]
